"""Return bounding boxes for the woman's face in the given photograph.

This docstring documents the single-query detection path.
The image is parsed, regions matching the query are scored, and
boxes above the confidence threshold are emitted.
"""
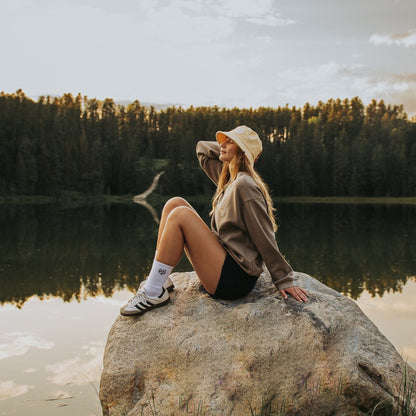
[219,138,239,163]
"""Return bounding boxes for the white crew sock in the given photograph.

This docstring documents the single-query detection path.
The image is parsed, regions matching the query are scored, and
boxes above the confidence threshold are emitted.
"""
[143,259,174,297]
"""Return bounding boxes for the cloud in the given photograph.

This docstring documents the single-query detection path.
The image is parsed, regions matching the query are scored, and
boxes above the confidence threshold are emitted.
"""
[139,4,235,45]
[0,332,54,361]
[129,0,296,44]
[0,381,33,400]
[255,61,416,116]
[246,14,295,27]
[209,0,295,26]
[46,341,104,385]
[21,0,293,44]
[369,29,416,47]
[341,68,416,115]
[0,0,296,106]
[211,0,272,18]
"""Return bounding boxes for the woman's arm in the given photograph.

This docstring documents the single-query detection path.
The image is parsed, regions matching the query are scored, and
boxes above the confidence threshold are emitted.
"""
[242,197,293,288]
[196,141,223,185]
[241,195,308,302]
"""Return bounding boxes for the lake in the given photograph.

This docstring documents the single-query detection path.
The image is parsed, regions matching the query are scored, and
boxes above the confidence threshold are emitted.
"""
[0,200,415,415]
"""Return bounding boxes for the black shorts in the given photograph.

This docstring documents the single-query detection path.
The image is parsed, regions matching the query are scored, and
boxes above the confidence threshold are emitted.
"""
[211,253,258,300]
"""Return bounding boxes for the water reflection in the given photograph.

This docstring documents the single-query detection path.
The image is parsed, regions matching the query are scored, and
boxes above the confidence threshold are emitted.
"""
[0,332,54,360]
[0,202,415,306]
[0,203,161,307]
[0,292,119,416]
[276,203,416,298]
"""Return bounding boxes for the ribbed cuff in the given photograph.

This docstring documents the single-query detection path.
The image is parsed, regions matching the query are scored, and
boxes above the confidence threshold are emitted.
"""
[273,271,295,291]
[275,280,295,291]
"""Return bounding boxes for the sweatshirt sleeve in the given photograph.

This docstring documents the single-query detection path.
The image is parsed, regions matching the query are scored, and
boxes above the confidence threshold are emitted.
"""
[196,141,223,185]
[241,196,295,291]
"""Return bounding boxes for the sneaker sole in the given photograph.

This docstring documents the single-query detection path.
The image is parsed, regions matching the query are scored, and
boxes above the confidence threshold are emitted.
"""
[120,297,170,316]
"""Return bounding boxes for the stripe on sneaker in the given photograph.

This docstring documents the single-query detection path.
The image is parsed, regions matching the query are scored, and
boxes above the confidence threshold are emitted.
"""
[120,287,170,316]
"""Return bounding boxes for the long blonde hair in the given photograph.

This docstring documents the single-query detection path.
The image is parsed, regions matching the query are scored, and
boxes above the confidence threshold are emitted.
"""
[211,148,278,232]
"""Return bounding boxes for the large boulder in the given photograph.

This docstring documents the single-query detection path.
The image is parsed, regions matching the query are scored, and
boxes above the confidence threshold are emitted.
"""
[100,272,416,416]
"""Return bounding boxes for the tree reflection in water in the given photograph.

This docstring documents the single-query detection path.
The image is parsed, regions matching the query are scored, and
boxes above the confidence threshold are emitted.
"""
[0,202,415,306]
[277,203,416,298]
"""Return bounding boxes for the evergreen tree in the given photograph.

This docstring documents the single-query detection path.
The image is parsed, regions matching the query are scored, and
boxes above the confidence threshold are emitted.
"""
[0,91,414,199]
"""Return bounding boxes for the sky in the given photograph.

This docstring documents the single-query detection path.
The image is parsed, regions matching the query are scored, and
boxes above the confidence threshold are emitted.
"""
[1,0,415,115]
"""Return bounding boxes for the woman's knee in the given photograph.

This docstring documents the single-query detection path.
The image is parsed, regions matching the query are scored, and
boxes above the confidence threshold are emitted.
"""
[166,206,195,224]
[163,196,189,211]
[163,197,190,214]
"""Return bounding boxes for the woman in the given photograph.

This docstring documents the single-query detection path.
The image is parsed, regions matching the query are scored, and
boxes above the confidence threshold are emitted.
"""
[121,125,308,316]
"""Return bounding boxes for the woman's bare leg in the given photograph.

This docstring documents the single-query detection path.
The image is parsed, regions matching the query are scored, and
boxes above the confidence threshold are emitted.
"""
[120,199,225,315]
[156,197,197,250]
[156,205,226,294]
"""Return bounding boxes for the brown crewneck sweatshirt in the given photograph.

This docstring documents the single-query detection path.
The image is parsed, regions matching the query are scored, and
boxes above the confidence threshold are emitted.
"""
[196,141,294,291]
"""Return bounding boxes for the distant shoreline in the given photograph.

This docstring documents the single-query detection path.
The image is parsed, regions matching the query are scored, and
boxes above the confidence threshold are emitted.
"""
[1,194,416,206]
[273,196,416,205]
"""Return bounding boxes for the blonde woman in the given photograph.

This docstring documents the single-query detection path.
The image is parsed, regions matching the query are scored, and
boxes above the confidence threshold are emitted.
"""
[121,126,308,316]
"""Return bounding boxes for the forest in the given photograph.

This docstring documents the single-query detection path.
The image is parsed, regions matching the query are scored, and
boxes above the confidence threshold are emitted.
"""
[1,89,415,198]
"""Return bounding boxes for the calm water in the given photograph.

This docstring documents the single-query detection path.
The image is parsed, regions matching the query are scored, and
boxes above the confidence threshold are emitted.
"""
[0,201,415,415]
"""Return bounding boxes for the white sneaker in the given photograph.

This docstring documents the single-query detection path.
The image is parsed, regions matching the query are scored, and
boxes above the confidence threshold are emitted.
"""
[164,276,175,292]
[137,276,175,293]
[120,287,170,316]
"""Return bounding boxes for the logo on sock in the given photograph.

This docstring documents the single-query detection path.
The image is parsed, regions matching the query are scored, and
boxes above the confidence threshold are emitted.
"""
[158,268,167,275]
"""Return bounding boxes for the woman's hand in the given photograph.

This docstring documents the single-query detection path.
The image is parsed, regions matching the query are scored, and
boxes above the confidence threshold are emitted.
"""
[280,286,309,302]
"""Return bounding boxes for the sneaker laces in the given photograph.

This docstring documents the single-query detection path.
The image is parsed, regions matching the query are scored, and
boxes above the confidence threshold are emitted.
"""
[127,288,147,307]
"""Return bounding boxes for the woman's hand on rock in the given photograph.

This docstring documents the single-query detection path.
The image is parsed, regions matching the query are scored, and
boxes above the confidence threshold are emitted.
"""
[280,286,309,302]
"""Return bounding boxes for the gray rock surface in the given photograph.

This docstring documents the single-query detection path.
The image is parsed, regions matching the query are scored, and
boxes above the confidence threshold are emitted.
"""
[100,271,416,416]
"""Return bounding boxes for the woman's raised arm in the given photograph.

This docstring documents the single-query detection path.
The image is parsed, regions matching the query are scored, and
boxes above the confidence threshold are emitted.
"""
[196,141,223,185]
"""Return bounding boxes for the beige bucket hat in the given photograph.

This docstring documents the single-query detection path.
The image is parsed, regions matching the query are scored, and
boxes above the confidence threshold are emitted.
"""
[216,125,262,166]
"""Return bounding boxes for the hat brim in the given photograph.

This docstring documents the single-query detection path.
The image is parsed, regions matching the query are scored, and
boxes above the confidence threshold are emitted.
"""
[215,130,254,166]
[216,131,228,144]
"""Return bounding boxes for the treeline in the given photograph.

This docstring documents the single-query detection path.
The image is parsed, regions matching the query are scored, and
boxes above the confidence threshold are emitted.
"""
[1,90,415,197]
